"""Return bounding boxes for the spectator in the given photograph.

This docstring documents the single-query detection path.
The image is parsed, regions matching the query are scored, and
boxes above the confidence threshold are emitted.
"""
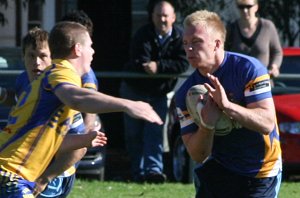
[120,0,189,183]
[176,10,282,197]
[225,0,283,79]
[120,1,188,183]
[0,21,162,197]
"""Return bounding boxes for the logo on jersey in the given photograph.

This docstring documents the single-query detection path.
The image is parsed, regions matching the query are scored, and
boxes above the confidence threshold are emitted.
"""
[245,75,271,97]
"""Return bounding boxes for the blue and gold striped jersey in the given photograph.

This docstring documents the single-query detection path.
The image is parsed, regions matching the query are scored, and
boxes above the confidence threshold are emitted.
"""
[175,52,282,178]
[0,59,82,181]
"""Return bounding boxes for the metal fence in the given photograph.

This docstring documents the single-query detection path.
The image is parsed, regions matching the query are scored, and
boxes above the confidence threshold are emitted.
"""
[1,70,300,81]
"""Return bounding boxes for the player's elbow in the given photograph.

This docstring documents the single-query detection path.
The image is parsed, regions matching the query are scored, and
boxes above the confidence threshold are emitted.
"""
[261,123,276,135]
[187,148,210,163]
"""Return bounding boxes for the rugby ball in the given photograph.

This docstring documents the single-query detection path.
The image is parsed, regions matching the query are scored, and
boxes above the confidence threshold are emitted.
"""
[185,84,239,136]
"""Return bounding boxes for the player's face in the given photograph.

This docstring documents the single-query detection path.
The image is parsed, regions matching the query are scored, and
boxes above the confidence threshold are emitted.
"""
[183,24,217,69]
[80,32,94,75]
[152,2,176,36]
[24,42,51,82]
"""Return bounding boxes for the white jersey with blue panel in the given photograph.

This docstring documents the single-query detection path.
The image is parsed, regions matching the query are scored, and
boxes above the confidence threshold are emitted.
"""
[175,52,282,178]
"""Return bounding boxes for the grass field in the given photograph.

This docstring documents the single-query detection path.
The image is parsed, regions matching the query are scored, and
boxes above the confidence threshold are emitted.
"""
[68,178,300,198]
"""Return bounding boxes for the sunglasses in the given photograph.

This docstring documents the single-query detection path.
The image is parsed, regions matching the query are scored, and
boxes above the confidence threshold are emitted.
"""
[237,4,255,9]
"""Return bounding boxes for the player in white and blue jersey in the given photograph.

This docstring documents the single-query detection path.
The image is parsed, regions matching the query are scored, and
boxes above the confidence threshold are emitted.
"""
[175,10,282,198]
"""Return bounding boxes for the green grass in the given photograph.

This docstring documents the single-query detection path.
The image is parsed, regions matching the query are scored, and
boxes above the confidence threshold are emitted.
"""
[68,179,300,198]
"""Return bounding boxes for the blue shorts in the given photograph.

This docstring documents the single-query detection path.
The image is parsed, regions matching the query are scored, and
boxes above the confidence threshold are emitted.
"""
[38,174,76,198]
[194,159,282,198]
[0,170,35,198]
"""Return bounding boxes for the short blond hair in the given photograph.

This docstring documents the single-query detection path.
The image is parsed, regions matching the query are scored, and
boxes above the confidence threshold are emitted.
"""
[236,0,258,5]
[183,10,226,43]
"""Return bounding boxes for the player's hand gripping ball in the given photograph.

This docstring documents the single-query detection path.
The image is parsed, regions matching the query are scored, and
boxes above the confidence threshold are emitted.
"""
[185,84,241,136]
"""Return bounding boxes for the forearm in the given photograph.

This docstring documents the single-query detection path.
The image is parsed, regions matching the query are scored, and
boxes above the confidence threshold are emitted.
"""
[57,87,130,114]
[36,148,86,184]
[61,133,98,152]
[182,127,214,163]
[223,99,276,134]
[269,32,283,68]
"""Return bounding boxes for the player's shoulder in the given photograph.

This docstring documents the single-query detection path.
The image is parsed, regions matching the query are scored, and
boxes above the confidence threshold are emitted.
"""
[226,52,266,70]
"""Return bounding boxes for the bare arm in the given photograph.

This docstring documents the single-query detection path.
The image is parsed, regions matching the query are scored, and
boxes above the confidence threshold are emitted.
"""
[34,131,107,195]
[60,131,107,152]
[34,148,87,195]
[182,92,221,163]
[55,84,163,125]
[205,73,276,135]
[182,126,214,163]
[268,21,283,77]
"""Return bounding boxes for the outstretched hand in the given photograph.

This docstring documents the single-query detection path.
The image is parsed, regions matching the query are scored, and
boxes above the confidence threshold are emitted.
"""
[126,101,163,125]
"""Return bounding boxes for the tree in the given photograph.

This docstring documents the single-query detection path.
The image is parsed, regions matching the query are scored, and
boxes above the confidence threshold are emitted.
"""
[0,0,43,26]
[1,0,299,46]
[259,0,300,46]
[175,0,300,46]
[0,0,9,26]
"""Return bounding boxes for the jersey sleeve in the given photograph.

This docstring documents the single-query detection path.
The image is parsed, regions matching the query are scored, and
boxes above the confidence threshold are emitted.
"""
[46,65,82,92]
[243,58,272,104]
[81,68,99,90]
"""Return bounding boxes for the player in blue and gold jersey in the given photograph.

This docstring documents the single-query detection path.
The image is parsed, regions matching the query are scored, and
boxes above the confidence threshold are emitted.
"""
[175,10,282,198]
[0,21,163,197]
[0,16,101,198]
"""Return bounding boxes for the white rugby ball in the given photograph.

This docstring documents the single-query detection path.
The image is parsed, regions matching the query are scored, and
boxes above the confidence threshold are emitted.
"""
[185,84,236,136]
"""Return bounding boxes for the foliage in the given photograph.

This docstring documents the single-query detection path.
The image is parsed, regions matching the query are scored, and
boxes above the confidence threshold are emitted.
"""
[175,0,237,23]
[0,0,44,26]
[0,0,8,25]
[175,0,300,46]
[259,0,300,46]
[0,0,299,45]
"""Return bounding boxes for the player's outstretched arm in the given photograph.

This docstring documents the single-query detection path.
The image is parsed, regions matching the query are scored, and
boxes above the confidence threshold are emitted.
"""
[34,131,107,196]
[60,131,107,152]
[34,148,87,196]
[55,84,163,125]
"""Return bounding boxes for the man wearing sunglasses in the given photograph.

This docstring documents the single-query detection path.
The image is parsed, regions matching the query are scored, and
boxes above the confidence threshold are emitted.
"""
[225,0,283,83]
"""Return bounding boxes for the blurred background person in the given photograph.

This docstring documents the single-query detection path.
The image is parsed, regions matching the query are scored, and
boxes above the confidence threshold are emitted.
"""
[120,0,189,183]
[225,0,283,81]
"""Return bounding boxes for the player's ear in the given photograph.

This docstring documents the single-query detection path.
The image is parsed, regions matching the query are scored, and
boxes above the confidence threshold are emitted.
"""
[73,43,82,56]
[214,39,221,50]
